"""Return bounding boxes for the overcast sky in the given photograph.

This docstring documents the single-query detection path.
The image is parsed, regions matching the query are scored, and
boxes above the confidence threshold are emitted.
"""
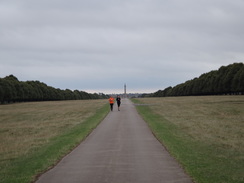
[0,0,244,94]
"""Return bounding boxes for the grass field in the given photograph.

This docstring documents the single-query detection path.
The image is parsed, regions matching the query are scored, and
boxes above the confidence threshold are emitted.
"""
[132,96,244,183]
[0,100,109,183]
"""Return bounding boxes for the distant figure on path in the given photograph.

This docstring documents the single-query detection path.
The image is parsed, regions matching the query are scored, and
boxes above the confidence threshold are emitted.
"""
[116,95,121,111]
[108,96,114,111]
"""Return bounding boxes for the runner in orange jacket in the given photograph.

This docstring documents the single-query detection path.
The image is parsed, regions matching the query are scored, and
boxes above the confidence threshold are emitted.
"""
[108,96,114,111]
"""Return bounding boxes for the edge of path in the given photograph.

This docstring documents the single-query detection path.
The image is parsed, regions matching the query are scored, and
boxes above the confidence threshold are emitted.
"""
[33,103,110,182]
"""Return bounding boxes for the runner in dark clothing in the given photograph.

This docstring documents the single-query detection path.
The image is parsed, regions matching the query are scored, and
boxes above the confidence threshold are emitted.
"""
[116,95,121,111]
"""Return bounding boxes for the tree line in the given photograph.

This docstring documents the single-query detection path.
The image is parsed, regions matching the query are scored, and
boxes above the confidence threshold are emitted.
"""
[149,62,244,97]
[0,75,107,104]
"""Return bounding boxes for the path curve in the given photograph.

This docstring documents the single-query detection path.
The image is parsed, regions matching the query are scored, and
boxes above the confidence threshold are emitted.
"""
[36,99,193,183]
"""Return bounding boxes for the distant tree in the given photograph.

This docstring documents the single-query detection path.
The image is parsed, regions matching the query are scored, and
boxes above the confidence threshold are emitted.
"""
[0,75,117,104]
[232,64,244,94]
[0,79,5,103]
[73,90,81,100]
[151,63,244,97]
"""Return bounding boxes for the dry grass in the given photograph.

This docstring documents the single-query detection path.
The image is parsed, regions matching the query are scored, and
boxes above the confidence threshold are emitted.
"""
[134,96,244,182]
[136,96,244,152]
[0,100,107,164]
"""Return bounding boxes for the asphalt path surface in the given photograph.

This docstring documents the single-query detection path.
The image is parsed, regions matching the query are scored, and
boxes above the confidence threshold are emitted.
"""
[36,99,193,183]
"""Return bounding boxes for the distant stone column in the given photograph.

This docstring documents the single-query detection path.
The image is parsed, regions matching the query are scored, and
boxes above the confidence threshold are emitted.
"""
[124,84,127,98]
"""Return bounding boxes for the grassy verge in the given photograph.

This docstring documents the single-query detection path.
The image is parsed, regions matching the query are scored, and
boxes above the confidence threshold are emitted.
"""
[132,96,244,183]
[0,100,109,183]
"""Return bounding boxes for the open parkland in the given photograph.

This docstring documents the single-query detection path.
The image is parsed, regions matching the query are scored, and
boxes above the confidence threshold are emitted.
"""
[0,95,243,183]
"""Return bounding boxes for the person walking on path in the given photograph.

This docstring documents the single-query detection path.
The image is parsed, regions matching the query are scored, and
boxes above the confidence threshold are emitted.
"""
[35,98,193,183]
[108,96,114,111]
[116,95,121,111]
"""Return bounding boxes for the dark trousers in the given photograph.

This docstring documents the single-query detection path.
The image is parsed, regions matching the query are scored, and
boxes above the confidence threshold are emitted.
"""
[110,103,114,111]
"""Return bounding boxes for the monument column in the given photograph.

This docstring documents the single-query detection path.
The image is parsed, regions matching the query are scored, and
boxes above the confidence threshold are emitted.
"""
[124,84,127,98]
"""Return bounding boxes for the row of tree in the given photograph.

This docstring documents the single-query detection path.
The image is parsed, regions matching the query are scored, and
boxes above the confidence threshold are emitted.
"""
[0,75,107,104]
[150,62,244,97]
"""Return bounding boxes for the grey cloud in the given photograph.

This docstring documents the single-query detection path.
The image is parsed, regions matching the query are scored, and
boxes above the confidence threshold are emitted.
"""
[0,0,243,93]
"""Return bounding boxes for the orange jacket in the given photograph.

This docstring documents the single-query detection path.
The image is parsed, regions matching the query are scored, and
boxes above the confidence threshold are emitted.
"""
[109,97,114,104]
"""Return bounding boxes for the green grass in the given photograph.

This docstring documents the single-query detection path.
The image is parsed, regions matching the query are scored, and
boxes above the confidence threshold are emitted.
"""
[132,96,244,183]
[0,100,109,183]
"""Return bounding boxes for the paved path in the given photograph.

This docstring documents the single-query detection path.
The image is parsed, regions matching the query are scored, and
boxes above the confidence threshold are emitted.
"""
[36,99,193,183]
